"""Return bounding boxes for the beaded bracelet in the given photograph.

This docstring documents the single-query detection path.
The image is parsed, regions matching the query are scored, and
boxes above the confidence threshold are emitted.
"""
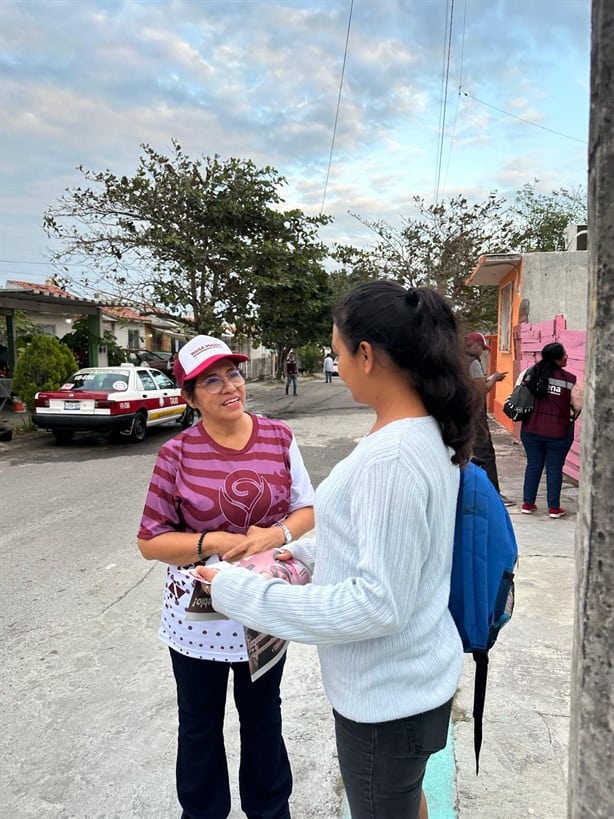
[196,531,208,562]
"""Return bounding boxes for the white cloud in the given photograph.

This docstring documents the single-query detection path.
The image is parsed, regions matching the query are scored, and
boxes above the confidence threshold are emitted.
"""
[0,0,590,285]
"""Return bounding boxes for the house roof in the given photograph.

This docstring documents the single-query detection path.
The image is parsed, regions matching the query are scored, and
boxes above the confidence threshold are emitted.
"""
[102,305,148,323]
[1,284,101,316]
[6,279,79,299]
[1,280,188,338]
[466,253,522,286]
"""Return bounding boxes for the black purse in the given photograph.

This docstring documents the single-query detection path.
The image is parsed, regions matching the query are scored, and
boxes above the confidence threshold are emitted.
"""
[503,373,535,422]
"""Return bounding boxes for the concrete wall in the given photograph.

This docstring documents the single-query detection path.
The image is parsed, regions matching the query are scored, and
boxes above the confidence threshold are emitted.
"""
[568,0,614,814]
[522,251,588,329]
[234,337,275,380]
[101,319,142,350]
[25,309,75,338]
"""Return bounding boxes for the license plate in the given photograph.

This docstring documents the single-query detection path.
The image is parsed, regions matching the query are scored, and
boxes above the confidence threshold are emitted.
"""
[64,401,80,410]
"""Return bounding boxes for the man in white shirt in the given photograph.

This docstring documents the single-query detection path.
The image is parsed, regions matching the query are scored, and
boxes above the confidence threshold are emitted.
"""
[323,353,334,383]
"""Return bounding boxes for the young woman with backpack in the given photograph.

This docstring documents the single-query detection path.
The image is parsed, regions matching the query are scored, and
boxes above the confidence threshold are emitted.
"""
[195,281,478,819]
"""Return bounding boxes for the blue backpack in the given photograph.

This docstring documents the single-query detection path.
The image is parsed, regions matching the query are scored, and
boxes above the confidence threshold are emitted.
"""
[448,461,518,773]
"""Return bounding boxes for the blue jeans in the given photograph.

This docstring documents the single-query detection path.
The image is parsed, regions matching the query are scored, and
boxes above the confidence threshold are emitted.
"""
[170,649,292,819]
[285,374,297,395]
[520,426,574,509]
[334,698,452,819]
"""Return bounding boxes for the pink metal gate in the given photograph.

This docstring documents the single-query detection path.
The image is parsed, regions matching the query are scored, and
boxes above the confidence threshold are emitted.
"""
[512,316,586,483]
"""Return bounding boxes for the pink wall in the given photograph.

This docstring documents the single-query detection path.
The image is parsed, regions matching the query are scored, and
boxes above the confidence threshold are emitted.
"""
[508,317,586,483]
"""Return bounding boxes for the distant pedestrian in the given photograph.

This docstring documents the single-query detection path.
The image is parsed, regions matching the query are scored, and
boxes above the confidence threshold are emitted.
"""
[519,342,582,518]
[169,351,178,383]
[464,331,515,506]
[285,352,298,396]
[196,282,478,819]
[323,352,334,383]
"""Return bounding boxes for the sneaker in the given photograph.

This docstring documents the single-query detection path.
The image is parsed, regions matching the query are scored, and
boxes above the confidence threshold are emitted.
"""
[548,508,567,518]
[521,503,537,514]
[499,494,516,507]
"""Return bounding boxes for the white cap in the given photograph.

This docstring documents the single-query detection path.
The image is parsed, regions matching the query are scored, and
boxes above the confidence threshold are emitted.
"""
[174,335,248,387]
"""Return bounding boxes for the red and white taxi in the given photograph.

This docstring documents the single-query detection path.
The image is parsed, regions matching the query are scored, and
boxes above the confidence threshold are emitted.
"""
[32,365,193,443]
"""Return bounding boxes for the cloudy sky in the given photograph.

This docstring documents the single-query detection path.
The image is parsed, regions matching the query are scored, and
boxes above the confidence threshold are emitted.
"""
[1,0,590,293]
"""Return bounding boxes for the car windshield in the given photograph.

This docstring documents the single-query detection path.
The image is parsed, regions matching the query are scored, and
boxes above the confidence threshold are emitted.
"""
[63,371,130,391]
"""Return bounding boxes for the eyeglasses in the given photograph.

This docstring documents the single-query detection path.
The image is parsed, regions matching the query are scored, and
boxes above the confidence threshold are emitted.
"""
[195,369,245,394]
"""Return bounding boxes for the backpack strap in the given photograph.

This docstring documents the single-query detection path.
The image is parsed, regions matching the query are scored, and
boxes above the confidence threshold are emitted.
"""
[472,649,489,774]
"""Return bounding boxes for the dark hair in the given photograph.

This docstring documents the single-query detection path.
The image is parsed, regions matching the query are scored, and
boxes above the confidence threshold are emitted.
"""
[332,280,478,464]
[182,377,197,400]
[525,342,566,397]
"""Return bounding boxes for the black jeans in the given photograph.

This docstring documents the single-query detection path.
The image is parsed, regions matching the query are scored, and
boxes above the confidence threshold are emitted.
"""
[334,698,452,819]
[170,649,292,819]
[473,410,500,492]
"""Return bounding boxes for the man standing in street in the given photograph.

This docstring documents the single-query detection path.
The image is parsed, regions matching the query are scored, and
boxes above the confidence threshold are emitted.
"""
[465,332,515,506]
[323,352,334,384]
[285,352,298,396]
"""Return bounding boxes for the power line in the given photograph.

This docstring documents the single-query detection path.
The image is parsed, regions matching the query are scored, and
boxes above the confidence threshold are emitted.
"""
[441,0,468,196]
[460,87,588,144]
[434,0,456,205]
[0,258,53,266]
[320,0,354,215]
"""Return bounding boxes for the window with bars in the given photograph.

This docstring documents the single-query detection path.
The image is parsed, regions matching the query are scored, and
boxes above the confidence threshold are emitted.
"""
[499,283,512,353]
[128,329,141,349]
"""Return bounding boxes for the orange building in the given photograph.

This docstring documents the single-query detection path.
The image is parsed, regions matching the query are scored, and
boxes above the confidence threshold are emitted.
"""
[466,248,588,482]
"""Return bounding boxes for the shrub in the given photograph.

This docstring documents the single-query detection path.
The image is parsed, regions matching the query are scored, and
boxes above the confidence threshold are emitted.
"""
[61,318,128,367]
[296,343,321,374]
[12,335,78,411]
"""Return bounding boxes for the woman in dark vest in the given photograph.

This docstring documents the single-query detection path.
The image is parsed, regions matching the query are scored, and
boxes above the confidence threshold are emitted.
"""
[520,342,582,518]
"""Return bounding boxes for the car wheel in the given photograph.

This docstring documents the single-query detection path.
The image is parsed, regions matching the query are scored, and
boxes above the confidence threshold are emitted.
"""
[130,412,147,442]
[52,430,75,444]
[180,406,195,428]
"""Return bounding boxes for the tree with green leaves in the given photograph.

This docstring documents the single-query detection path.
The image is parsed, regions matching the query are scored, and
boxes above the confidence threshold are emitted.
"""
[248,209,333,378]
[510,181,587,252]
[44,142,330,340]
[12,335,77,412]
[327,244,382,306]
[350,193,516,331]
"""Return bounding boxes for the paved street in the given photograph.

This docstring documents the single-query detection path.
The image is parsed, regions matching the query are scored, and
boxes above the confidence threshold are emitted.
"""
[0,377,370,819]
[1,375,578,818]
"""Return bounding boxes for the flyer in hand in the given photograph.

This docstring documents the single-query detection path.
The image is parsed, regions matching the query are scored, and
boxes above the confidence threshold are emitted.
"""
[185,549,311,681]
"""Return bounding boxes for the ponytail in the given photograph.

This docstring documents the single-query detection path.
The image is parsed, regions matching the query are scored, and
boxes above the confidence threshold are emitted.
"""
[525,342,566,397]
[332,281,478,464]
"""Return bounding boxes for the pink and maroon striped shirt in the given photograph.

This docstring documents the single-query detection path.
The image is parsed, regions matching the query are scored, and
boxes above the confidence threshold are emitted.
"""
[138,414,314,661]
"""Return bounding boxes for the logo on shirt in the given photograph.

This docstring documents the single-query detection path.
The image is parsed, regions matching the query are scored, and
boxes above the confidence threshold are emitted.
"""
[220,469,273,527]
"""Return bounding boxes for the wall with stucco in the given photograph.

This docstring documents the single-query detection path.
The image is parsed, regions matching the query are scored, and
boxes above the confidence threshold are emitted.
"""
[102,318,144,350]
[521,251,589,329]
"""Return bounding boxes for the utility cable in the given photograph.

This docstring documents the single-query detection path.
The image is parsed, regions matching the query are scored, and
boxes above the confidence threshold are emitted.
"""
[320,0,354,215]
[434,0,456,205]
[459,87,587,144]
[441,0,468,195]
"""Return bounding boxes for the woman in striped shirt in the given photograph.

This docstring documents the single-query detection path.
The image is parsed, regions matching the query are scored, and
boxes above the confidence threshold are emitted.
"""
[137,335,314,819]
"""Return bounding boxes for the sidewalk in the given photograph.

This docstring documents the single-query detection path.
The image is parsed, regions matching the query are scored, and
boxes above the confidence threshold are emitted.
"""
[0,404,36,450]
[341,419,577,819]
[449,421,576,818]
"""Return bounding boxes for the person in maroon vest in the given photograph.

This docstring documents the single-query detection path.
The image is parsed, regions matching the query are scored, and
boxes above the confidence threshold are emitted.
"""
[519,342,583,518]
[285,352,298,396]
